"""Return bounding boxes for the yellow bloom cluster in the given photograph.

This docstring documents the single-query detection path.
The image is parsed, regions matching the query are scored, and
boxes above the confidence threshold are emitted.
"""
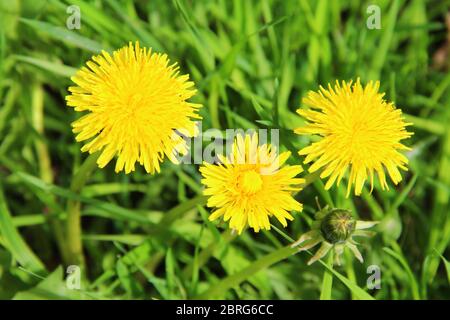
[67,43,412,235]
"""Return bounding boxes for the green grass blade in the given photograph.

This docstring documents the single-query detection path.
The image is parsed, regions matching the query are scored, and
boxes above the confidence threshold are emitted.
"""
[319,251,334,300]
[15,55,76,77]
[20,18,104,52]
[0,183,46,275]
[383,246,420,300]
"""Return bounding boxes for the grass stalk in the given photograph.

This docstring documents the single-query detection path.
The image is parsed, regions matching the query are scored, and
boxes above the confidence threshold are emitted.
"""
[31,82,69,263]
[66,152,100,267]
[194,245,298,299]
[319,250,334,300]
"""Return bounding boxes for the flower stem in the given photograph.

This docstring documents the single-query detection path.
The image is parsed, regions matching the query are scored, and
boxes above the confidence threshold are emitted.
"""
[300,169,322,188]
[319,250,334,300]
[66,152,100,267]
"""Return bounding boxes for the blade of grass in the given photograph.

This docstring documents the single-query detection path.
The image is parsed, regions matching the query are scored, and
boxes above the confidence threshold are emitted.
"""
[20,18,104,52]
[383,245,420,300]
[15,55,76,77]
[0,183,46,275]
[367,0,401,80]
[194,243,374,300]
[319,251,334,300]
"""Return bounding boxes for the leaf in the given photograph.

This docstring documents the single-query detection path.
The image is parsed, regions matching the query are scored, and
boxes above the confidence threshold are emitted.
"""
[383,246,420,299]
[81,183,148,197]
[442,258,450,285]
[318,259,375,300]
[116,259,143,297]
[389,174,417,213]
[165,248,176,299]
[82,234,147,245]
[319,251,334,300]
[195,244,374,300]
[16,172,155,224]
[20,18,104,52]
[151,195,207,235]
[0,183,46,275]
[173,0,214,71]
[194,246,296,299]
[13,267,93,300]
[115,242,169,299]
[403,113,445,135]
[15,55,76,77]
[368,0,400,80]
[107,1,163,51]
[435,251,450,285]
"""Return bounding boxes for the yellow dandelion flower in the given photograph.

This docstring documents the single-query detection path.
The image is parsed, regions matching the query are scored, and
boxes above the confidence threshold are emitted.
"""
[66,41,201,174]
[295,79,413,196]
[200,133,304,234]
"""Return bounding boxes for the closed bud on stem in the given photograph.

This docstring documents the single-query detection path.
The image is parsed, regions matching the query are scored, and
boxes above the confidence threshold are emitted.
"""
[292,205,378,266]
[320,209,356,244]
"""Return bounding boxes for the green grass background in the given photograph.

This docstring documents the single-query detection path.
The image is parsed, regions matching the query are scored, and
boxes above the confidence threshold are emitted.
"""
[0,0,449,300]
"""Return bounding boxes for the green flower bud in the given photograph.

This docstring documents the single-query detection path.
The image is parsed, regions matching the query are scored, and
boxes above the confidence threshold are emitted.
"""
[320,209,355,244]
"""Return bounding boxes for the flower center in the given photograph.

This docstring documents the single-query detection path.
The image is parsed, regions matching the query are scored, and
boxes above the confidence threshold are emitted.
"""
[240,170,263,194]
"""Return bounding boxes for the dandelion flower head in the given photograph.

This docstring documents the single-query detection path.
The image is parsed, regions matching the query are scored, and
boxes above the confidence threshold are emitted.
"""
[295,79,412,196]
[66,42,201,174]
[200,133,304,234]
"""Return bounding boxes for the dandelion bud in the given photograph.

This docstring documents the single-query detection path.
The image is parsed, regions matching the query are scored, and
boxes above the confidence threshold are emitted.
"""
[293,206,377,265]
[320,209,356,244]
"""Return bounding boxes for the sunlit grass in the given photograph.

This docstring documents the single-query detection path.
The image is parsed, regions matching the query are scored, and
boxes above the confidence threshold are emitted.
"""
[0,0,449,300]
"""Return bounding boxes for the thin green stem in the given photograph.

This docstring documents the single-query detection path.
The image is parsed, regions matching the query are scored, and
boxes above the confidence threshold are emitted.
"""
[271,224,295,242]
[300,170,322,189]
[320,250,334,300]
[66,152,100,267]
